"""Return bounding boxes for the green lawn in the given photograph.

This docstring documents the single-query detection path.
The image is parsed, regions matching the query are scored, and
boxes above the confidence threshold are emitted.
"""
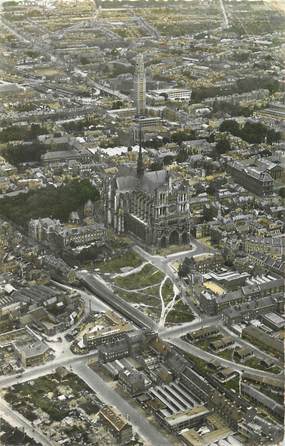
[116,289,161,318]
[96,250,142,273]
[244,357,272,371]
[114,263,163,289]
[116,287,160,305]
[161,278,174,303]
[155,243,192,256]
[243,334,283,360]
[111,263,195,324]
[110,262,165,321]
[196,339,211,350]
[166,300,194,324]
[217,349,234,360]
[224,376,240,393]
[184,352,211,375]
[268,365,282,375]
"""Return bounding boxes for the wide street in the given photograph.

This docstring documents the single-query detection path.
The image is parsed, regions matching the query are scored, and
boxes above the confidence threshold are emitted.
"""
[73,361,173,446]
[0,351,97,390]
[167,338,284,385]
[159,315,222,338]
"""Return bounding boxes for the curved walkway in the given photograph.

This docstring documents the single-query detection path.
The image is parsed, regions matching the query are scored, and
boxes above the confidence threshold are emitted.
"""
[112,261,149,279]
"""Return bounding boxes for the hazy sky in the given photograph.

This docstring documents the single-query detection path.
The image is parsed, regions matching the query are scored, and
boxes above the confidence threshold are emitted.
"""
[0,0,284,13]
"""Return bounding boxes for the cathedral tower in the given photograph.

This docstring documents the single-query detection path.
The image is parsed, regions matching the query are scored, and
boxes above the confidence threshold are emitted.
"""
[134,54,146,117]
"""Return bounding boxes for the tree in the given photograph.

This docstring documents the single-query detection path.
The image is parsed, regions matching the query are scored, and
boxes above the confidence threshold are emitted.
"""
[145,138,163,149]
[278,187,285,199]
[111,100,123,109]
[149,161,163,171]
[194,183,206,195]
[0,124,47,143]
[253,263,265,276]
[171,129,196,145]
[222,246,235,267]
[219,120,240,136]
[202,205,218,222]
[176,148,188,163]
[240,121,267,144]
[233,51,250,63]
[0,180,100,227]
[3,143,48,165]
[208,178,226,195]
[208,133,215,143]
[178,257,192,278]
[163,155,175,166]
[25,49,40,58]
[215,139,231,155]
[218,119,281,145]
[80,56,90,65]
[267,128,281,145]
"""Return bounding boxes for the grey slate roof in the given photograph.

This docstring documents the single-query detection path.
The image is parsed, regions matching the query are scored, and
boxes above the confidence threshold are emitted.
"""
[116,170,168,193]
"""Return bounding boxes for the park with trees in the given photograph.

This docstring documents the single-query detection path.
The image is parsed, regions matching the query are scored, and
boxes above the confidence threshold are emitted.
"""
[0,180,100,228]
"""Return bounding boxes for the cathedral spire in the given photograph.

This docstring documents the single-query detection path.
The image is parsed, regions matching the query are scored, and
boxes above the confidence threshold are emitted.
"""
[137,123,144,178]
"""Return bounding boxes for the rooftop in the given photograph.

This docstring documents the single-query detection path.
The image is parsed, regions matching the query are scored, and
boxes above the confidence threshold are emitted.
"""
[181,427,233,446]
[263,312,285,328]
[100,405,129,432]
[0,294,18,309]
[14,340,49,358]
[165,405,209,427]
[116,169,169,193]
[203,281,225,296]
